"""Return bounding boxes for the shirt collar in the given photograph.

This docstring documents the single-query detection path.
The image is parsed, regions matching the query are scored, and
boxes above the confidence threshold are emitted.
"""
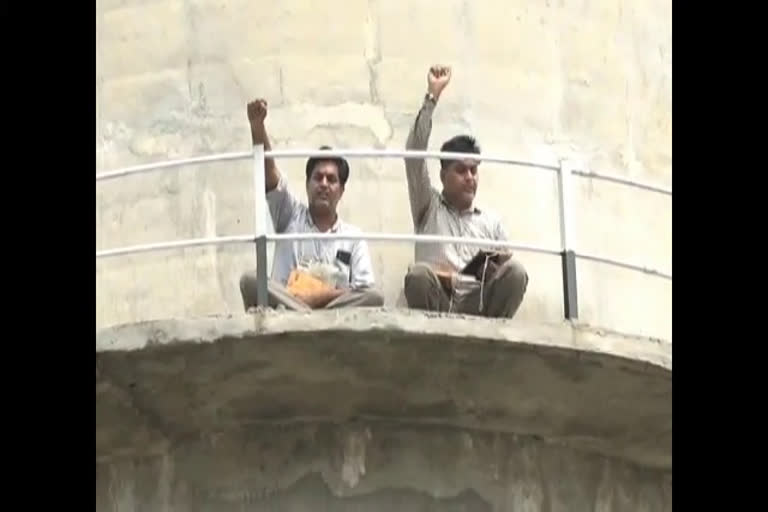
[440,193,482,215]
[306,211,342,232]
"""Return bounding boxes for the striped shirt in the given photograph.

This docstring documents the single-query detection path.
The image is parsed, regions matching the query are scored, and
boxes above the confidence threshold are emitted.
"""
[267,177,375,289]
[405,96,508,281]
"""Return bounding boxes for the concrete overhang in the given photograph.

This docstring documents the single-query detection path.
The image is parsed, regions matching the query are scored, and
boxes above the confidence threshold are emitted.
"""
[96,309,671,470]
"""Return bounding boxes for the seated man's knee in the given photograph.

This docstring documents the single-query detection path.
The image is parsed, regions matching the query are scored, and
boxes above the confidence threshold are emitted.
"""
[360,288,385,307]
[496,259,529,292]
[404,263,435,289]
[404,263,444,310]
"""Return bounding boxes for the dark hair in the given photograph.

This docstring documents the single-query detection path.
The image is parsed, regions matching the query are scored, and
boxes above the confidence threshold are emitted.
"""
[439,135,481,169]
[305,146,350,186]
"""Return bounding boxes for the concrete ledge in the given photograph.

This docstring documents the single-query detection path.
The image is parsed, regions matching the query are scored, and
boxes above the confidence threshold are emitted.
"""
[97,308,671,369]
[96,308,671,470]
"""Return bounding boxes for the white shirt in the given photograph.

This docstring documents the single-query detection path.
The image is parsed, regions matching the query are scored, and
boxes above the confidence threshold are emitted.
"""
[267,177,376,289]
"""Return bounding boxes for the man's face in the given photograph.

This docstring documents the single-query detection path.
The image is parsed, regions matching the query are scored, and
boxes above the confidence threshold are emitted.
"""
[441,158,479,210]
[306,161,344,215]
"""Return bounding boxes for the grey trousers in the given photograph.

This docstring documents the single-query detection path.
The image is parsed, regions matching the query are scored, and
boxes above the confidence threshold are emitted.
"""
[403,260,528,319]
[239,271,384,312]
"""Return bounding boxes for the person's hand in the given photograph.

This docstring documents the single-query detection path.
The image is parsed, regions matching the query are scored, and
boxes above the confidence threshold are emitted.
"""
[494,251,512,265]
[434,270,455,293]
[475,252,513,281]
[292,289,324,309]
[247,99,268,126]
[292,287,340,309]
[427,65,452,100]
[291,289,313,307]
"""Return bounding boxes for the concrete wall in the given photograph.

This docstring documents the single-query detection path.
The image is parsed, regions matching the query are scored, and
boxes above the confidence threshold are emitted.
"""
[96,311,672,511]
[97,428,672,511]
[96,0,672,340]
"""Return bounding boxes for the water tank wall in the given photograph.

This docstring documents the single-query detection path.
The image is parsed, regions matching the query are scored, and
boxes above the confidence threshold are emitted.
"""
[96,0,671,340]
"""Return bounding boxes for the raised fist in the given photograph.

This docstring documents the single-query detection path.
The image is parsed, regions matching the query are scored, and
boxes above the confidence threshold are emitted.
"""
[427,65,452,99]
[247,99,268,124]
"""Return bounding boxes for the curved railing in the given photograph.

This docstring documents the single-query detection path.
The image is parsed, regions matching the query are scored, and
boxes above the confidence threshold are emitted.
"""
[96,146,671,320]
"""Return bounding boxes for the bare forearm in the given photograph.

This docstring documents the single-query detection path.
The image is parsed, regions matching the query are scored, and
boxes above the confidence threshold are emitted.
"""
[250,123,280,192]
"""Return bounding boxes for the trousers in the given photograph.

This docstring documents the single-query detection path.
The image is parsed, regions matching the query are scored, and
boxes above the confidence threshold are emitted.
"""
[403,260,528,318]
[239,271,384,312]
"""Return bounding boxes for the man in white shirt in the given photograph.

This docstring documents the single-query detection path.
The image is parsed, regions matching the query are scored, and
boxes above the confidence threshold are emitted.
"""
[239,99,384,312]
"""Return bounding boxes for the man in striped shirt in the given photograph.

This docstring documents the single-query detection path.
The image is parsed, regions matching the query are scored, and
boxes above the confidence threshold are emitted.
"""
[402,66,529,318]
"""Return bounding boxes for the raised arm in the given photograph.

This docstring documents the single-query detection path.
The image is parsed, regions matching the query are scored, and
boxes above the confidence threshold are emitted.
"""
[247,99,280,192]
[405,66,452,228]
[247,98,299,233]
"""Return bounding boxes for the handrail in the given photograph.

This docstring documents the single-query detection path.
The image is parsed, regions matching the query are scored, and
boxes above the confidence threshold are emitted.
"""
[575,251,671,280]
[264,149,560,171]
[95,149,671,196]
[96,147,672,321]
[96,233,560,259]
[95,148,559,182]
[268,233,561,256]
[95,232,670,280]
[571,169,672,196]
[96,151,252,182]
[95,235,255,259]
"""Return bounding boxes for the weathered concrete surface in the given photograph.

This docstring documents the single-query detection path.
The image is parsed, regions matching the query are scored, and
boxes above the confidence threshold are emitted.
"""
[96,309,671,510]
[96,0,672,341]
[97,425,671,511]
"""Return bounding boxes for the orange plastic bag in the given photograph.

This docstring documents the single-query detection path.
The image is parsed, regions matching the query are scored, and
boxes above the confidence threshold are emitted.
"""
[286,269,332,296]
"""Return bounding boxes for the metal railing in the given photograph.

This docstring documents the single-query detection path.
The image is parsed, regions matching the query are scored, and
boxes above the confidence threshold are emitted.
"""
[96,146,672,319]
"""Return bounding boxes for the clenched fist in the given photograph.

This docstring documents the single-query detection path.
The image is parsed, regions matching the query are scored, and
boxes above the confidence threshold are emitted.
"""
[247,99,268,125]
[427,65,451,99]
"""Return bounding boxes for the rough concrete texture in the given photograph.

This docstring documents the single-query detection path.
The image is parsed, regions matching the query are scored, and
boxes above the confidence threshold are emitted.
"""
[96,309,671,511]
[96,0,672,341]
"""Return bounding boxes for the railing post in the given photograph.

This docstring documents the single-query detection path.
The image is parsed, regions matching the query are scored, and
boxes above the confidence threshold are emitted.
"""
[252,143,269,307]
[557,159,579,320]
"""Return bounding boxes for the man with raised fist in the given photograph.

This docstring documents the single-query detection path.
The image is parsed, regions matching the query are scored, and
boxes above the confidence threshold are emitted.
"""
[401,66,528,319]
[239,98,384,312]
